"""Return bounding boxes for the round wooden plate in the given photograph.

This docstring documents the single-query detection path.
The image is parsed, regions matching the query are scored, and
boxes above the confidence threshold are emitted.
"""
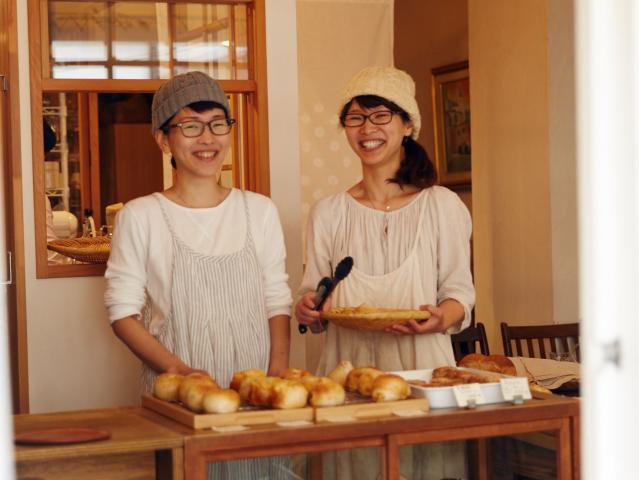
[15,427,111,445]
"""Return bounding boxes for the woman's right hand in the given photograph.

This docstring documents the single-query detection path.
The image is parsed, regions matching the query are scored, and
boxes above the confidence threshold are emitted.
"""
[295,291,332,328]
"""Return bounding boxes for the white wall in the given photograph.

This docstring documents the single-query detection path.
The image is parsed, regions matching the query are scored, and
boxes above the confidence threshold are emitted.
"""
[17,1,301,413]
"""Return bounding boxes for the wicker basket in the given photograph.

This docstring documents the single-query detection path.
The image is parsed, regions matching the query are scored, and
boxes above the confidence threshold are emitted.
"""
[47,236,111,264]
[320,305,431,332]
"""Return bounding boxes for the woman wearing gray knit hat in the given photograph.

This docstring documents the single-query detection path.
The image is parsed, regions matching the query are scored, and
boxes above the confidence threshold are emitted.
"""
[105,71,292,479]
[296,66,475,479]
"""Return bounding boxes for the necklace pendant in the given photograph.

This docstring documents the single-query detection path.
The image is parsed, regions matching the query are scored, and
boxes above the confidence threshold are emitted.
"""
[385,205,390,211]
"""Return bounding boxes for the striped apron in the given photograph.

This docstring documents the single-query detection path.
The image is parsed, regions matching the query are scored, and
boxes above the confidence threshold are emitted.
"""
[143,192,288,479]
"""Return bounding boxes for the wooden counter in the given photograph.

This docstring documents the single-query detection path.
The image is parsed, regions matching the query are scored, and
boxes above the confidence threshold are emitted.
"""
[14,395,580,480]
[14,407,185,480]
[175,394,579,480]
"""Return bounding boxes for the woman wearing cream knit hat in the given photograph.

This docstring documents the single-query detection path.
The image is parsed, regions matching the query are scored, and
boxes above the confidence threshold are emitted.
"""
[296,66,474,479]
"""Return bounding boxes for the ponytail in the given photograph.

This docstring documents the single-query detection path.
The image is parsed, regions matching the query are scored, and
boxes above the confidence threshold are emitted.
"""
[389,136,437,189]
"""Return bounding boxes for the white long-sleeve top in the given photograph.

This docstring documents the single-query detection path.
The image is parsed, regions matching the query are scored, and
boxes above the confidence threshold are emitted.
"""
[298,186,475,330]
[105,189,292,333]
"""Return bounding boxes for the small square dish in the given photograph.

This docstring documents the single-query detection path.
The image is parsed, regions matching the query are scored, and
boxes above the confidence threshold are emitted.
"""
[391,368,512,409]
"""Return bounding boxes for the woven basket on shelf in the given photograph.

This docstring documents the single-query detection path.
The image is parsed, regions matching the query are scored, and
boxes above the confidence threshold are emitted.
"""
[47,236,111,264]
[320,305,431,332]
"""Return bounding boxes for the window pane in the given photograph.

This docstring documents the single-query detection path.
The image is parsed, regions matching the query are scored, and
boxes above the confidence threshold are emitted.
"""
[47,1,249,80]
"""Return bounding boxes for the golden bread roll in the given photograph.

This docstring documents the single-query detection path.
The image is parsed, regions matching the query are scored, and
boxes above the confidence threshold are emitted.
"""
[230,368,266,391]
[345,367,382,393]
[184,384,217,412]
[356,369,384,396]
[327,360,354,386]
[153,373,184,402]
[177,373,217,404]
[279,368,313,381]
[202,388,241,413]
[307,377,346,407]
[271,379,309,409]
[238,375,263,401]
[300,375,323,391]
[371,374,411,402]
[248,376,281,407]
[457,353,517,376]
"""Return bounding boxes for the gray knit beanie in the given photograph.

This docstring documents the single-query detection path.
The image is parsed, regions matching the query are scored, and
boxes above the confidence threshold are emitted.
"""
[339,66,421,140]
[151,71,230,131]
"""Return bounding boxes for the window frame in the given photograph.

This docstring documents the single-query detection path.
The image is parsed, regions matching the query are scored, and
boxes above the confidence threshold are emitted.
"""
[28,0,270,278]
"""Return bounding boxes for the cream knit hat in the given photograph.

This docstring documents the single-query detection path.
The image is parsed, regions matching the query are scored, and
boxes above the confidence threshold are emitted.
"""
[339,66,421,140]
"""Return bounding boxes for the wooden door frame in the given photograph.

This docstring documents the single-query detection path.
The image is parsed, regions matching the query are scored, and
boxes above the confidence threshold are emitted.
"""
[1,0,29,413]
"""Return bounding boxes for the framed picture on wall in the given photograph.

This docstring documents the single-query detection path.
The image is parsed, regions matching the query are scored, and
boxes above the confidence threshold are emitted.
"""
[431,61,471,186]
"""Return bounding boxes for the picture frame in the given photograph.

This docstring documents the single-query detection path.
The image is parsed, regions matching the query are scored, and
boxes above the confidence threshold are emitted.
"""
[431,61,471,186]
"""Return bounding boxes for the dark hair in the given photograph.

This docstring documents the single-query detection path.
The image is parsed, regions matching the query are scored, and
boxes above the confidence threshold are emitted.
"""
[159,100,230,169]
[339,95,437,189]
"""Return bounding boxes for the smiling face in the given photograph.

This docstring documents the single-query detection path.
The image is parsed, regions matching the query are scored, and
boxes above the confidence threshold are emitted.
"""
[154,106,231,181]
[343,99,413,170]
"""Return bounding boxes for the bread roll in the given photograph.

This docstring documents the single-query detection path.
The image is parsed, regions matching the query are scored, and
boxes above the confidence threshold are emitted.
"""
[184,384,217,412]
[307,378,345,407]
[178,373,217,405]
[271,379,309,409]
[279,368,313,381]
[153,373,184,402]
[345,367,382,393]
[356,369,384,397]
[371,374,411,402]
[230,368,266,391]
[457,353,517,376]
[202,388,241,413]
[300,375,323,391]
[327,360,354,386]
[238,375,262,402]
[248,376,281,407]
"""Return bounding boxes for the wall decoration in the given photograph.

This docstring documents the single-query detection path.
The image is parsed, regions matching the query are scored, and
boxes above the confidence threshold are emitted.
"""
[431,61,471,186]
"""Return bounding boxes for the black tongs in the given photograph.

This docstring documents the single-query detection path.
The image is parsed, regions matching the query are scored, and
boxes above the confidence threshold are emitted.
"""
[299,256,354,334]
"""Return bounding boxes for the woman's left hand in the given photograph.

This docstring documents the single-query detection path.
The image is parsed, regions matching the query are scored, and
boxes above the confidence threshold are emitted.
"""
[385,304,448,335]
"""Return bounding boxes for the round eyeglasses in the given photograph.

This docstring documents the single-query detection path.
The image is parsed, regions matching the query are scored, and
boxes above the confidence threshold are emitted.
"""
[166,118,236,137]
[343,110,396,127]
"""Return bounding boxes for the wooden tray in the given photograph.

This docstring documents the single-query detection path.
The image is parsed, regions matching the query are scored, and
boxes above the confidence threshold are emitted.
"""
[142,394,314,429]
[314,394,429,423]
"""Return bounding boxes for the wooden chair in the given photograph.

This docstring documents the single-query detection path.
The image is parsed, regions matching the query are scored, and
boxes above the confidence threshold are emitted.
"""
[451,322,490,362]
[500,322,580,361]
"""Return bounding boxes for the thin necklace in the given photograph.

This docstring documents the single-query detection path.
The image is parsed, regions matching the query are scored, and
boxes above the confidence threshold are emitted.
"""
[365,193,392,212]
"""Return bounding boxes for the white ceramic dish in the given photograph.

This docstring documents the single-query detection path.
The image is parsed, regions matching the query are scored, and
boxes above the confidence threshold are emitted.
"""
[392,368,510,409]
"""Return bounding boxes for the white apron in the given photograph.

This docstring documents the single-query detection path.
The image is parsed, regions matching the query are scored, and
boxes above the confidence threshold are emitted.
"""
[318,189,466,480]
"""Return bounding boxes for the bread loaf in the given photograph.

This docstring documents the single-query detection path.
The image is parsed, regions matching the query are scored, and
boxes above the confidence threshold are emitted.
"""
[457,353,517,376]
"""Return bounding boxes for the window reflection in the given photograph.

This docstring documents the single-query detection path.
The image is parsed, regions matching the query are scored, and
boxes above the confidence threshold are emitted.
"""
[47,1,248,80]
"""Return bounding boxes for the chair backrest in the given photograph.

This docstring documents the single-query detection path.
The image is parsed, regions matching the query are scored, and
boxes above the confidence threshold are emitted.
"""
[500,322,580,360]
[451,322,490,362]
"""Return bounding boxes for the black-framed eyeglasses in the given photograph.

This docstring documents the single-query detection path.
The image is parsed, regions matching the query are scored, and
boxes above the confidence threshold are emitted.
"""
[343,110,396,127]
[166,118,236,137]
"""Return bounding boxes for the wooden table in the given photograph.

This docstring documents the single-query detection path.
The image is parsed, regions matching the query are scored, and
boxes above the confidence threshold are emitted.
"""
[14,407,185,480]
[174,394,579,480]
